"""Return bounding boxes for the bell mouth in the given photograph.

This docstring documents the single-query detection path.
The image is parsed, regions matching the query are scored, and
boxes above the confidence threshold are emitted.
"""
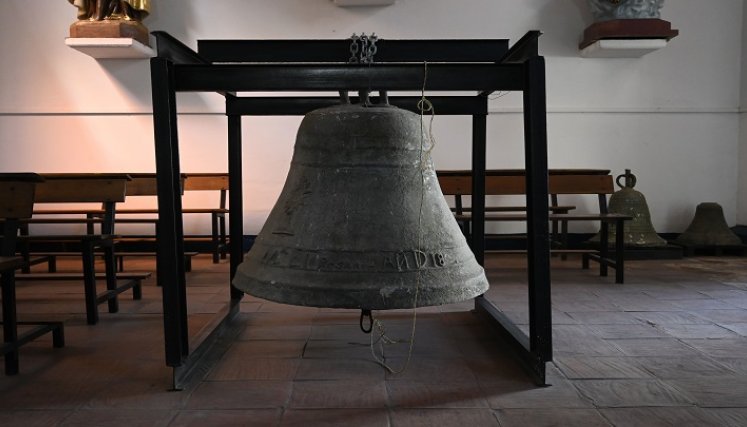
[233,248,489,310]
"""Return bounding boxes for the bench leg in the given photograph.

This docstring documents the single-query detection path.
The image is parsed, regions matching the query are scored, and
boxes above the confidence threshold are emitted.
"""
[81,241,99,325]
[615,218,625,284]
[599,221,609,278]
[103,244,119,314]
[211,212,220,263]
[52,323,65,348]
[132,280,142,300]
[219,213,228,260]
[1,270,19,375]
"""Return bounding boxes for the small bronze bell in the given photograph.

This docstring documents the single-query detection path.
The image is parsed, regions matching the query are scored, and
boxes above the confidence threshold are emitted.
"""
[591,169,666,247]
[232,94,488,310]
[675,202,741,247]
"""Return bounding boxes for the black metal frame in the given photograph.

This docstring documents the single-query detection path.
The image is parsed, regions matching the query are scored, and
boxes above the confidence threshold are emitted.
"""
[150,31,552,388]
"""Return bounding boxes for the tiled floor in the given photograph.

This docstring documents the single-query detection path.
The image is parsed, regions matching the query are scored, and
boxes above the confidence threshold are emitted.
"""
[1,254,747,426]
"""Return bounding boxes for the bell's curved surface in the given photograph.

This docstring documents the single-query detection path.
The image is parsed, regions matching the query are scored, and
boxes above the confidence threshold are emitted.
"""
[233,103,489,310]
[675,202,741,247]
[590,169,666,247]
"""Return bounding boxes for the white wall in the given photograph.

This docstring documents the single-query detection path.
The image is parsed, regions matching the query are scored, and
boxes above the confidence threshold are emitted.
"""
[739,1,747,225]
[0,0,744,234]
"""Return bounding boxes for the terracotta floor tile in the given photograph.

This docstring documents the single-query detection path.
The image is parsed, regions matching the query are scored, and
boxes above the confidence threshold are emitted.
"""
[208,357,301,381]
[280,409,389,427]
[295,358,385,381]
[289,380,387,409]
[567,311,643,325]
[387,382,488,408]
[185,381,291,409]
[169,409,281,427]
[667,375,747,407]
[704,408,747,427]
[632,311,711,325]
[390,408,499,426]
[495,408,611,427]
[607,338,702,357]
[635,356,735,379]
[0,410,72,427]
[600,407,724,427]
[657,323,739,339]
[384,357,477,383]
[680,338,747,358]
[301,339,373,359]
[59,409,175,427]
[84,380,187,409]
[553,356,653,379]
[587,324,669,339]
[0,379,109,410]
[240,324,312,341]
[481,380,592,409]
[573,379,694,408]
[224,340,307,359]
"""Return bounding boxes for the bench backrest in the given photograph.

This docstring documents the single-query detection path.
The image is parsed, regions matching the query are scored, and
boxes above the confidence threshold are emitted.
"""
[0,173,42,220]
[125,173,185,196]
[437,169,615,213]
[0,173,44,254]
[36,174,130,204]
[183,173,229,209]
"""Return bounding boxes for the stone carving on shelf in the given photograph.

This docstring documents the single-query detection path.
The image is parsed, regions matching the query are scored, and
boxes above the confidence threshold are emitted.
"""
[580,0,677,54]
[67,0,151,46]
[587,0,664,22]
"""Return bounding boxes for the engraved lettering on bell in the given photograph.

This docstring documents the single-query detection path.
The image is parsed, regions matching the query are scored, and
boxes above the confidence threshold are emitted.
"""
[258,247,453,273]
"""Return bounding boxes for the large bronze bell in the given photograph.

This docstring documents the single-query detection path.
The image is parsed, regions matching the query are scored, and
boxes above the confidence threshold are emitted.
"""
[232,96,489,310]
[590,169,667,247]
[675,202,741,247]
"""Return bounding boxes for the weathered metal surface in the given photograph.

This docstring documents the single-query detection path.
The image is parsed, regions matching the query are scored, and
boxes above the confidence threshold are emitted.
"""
[233,103,488,309]
[675,202,741,247]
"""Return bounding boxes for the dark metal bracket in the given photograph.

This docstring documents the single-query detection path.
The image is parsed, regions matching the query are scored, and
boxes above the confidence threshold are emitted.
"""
[149,31,551,388]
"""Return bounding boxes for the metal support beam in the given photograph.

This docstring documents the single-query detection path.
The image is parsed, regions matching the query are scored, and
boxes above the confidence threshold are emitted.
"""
[470,96,488,265]
[151,57,189,370]
[523,56,553,366]
[227,109,244,299]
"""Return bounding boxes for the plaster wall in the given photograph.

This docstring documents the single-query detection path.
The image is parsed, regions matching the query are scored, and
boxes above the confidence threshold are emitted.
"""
[0,0,743,234]
[739,0,747,225]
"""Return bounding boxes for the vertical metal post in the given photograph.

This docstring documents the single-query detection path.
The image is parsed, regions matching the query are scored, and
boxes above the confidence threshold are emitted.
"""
[151,57,189,368]
[523,56,552,363]
[470,95,488,266]
[227,110,244,301]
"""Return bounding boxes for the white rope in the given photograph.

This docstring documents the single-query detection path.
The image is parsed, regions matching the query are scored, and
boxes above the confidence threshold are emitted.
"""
[368,61,435,374]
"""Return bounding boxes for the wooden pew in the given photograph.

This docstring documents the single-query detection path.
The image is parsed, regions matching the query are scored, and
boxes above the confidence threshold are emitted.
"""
[99,173,198,271]
[105,172,228,265]
[437,169,631,283]
[0,173,64,375]
[16,174,149,325]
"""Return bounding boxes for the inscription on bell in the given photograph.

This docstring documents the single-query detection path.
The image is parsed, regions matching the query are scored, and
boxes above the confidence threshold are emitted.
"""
[260,247,453,272]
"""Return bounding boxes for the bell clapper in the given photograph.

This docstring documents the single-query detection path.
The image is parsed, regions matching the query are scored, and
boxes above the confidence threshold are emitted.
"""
[359,309,373,333]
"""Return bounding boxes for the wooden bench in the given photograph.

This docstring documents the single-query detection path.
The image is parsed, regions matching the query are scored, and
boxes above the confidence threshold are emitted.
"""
[437,169,631,283]
[0,173,64,375]
[16,174,148,325]
[101,172,228,264]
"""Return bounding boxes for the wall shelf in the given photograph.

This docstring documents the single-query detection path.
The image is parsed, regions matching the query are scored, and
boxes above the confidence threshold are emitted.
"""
[580,39,669,58]
[65,37,154,59]
[333,0,395,6]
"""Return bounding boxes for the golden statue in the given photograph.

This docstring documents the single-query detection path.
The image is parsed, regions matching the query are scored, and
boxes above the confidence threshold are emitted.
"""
[68,0,151,45]
[68,0,150,21]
